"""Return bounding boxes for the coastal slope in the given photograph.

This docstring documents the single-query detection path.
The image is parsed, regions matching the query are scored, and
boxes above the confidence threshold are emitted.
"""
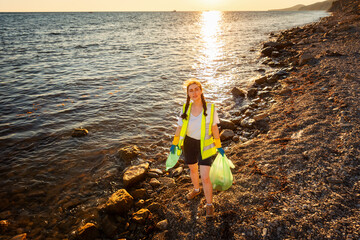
[270,0,336,11]
[154,0,360,239]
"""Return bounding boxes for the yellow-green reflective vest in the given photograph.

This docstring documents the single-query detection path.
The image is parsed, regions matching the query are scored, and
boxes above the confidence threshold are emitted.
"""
[178,102,217,159]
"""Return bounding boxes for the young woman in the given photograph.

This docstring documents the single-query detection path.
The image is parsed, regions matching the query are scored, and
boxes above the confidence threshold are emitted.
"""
[170,79,224,218]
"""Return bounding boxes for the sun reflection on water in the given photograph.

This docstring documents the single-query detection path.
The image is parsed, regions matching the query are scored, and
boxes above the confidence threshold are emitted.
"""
[195,11,226,99]
[201,11,223,61]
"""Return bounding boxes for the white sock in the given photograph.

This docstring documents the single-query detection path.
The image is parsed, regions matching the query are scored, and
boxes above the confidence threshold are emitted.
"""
[194,188,200,192]
[206,203,213,206]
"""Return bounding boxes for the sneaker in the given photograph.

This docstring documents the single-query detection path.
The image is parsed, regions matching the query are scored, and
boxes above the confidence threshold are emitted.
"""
[206,204,214,218]
[186,189,201,200]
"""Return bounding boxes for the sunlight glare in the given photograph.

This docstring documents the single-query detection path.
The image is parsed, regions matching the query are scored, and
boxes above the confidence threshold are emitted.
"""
[200,11,223,62]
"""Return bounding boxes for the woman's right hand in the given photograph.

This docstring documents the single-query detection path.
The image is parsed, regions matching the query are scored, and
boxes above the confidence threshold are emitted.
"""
[170,145,176,154]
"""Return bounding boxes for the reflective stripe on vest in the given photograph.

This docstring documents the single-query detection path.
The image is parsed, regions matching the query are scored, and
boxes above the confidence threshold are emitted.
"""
[179,103,217,160]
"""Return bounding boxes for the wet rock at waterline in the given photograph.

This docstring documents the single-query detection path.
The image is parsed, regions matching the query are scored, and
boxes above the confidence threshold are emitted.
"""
[103,189,134,214]
[75,223,99,240]
[123,162,150,187]
[71,128,88,137]
[118,145,140,164]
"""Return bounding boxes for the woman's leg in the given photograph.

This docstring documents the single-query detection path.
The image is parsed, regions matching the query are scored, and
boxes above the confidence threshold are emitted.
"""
[188,163,200,189]
[199,165,212,204]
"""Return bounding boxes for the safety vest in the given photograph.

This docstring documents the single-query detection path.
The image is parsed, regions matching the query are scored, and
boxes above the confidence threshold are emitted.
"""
[178,102,217,159]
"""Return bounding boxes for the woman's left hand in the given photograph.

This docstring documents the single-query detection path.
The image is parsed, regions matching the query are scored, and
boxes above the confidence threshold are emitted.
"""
[217,147,225,156]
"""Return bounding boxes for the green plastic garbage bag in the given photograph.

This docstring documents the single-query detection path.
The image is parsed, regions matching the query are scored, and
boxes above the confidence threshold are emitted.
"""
[165,146,182,171]
[209,154,235,191]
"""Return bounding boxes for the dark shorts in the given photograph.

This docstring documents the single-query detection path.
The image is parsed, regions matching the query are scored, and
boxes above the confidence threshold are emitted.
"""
[183,135,216,166]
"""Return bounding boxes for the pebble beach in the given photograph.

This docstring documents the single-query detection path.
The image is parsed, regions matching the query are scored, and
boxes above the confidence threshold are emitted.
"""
[1,0,359,239]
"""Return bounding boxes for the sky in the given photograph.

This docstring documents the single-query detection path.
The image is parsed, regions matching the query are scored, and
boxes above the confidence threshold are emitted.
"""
[0,0,328,12]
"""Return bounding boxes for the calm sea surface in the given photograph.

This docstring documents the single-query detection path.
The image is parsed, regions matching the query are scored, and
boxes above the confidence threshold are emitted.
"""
[0,11,328,238]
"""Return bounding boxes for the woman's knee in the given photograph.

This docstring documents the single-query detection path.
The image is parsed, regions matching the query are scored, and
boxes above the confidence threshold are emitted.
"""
[188,163,198,173]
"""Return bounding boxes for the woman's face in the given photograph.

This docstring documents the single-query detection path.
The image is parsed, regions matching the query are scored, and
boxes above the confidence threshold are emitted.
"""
[188,83,202,102]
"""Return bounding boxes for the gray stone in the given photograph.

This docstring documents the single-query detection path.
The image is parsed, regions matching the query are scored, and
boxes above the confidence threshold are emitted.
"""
[219,119,236,130]
[220,129,235,141]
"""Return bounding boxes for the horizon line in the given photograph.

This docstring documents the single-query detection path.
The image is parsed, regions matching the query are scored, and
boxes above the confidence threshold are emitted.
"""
[0,9,327,13]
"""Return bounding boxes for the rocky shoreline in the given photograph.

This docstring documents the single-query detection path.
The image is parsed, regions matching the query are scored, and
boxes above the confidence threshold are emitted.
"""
[1,0,359,239]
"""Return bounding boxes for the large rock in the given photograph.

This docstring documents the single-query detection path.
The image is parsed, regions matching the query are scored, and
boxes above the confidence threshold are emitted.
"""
[219,119,236,130]
[220,129,235,141]
[231,87,246,98]
[104,189,134,214]
[76,223,99,240]
[118,145,140,164]
[132,209,151,224]
[123,162,150,187]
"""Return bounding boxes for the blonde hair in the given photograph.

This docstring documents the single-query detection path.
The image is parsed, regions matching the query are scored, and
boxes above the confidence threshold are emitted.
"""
[183,78,203,92]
